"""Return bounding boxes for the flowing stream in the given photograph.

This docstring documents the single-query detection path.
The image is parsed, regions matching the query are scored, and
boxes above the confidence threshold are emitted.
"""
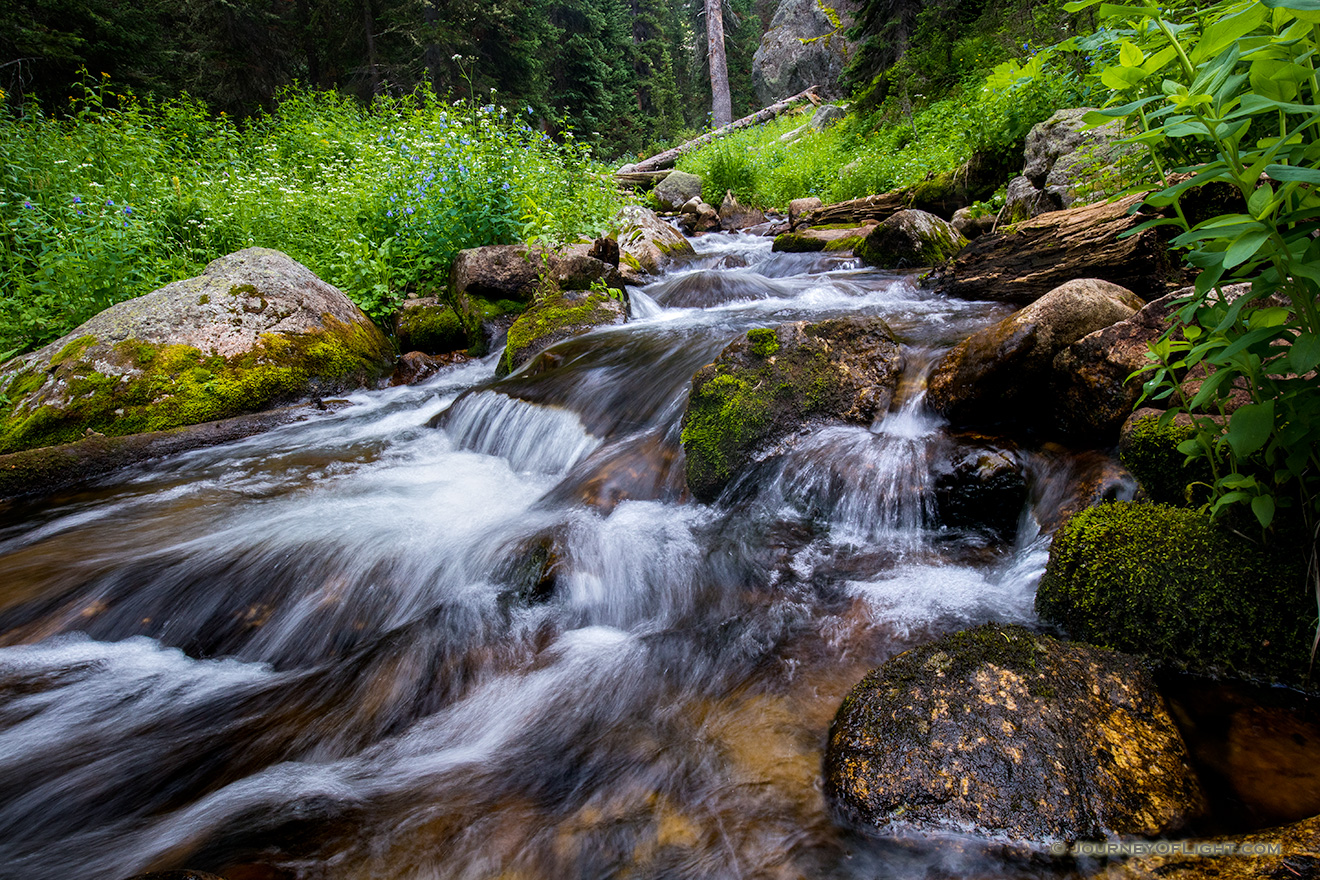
[0,233,1124,880]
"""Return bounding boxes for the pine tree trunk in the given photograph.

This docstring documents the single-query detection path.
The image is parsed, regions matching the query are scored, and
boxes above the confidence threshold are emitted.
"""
[705,0,732,128]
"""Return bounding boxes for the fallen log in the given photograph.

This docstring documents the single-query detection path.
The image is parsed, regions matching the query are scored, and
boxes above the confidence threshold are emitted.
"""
[798,190,912,228]
[613,170,671,189]
[622,87,820,175]
[924,194,1186,304]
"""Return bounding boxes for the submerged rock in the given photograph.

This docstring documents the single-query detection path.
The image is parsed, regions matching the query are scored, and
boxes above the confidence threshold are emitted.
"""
[0,248,393,454]
[497,283,628,377]
[680,317,903,503]
[1037,502,1313,688]
[826,624,1205,842]
[930,432,1027,540]
[855,209,966,269]
[926,278,1144,431]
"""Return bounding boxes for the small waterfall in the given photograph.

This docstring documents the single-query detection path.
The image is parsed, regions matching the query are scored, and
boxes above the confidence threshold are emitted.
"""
[439,390,600,474]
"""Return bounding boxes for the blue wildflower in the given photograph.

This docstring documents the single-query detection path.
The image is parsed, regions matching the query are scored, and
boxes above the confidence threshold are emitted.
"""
[124,206,132,216]
[107,198,114,206]
[23,199,33,209]
[73,195,82,204]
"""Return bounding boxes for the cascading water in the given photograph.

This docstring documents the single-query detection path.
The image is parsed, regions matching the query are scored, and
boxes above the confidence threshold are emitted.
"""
[0,232,1117,880]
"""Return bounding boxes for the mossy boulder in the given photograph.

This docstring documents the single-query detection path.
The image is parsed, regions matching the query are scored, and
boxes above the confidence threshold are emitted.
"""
[826,624,1205,842]
[394,297,470,354]
[771,222,875,253]
[1037,502,1313,688]
[612,206,696,284]
[680,317,904,503]
[855,209,967,269]
[654,170,703,211]
[0,248,392,454]
[1117,411,1213,506]
[926,278,1144,432]
[496,282,628,378]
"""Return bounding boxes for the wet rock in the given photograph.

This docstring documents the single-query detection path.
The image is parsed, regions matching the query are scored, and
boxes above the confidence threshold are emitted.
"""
[718,191,766,231]
[0,248,393,455]
[855,209,966,269]
[390,350,473,386]
[451,243,623,310]
[927,279,1144,431]
[1117,410,1213,506]
[680,317,904,503]
[1092,814,1320,880]
[678,199,721,234]
[826,624,1206,842]
[122,872,228,880]
[930,433,1027,540]
[497,283,628,378]
[1022,108,1126,209]
[612,206,696,283]
[1031,446,1135,535]
[752,0,860,104]
[654,170,704,211]
[788,197,823,230]
[772,222,875,253]
[648,271,781,308]
[394,297,469,354]
[1037,502,1314,688]
[1053,282,1253,441]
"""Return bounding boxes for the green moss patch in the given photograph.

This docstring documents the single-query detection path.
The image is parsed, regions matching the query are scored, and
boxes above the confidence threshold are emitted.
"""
[498,285,625,377]
[0,318,392,454]
[1119,414,1214,506]
[396,302,468,355]
[1037,501,1314,688]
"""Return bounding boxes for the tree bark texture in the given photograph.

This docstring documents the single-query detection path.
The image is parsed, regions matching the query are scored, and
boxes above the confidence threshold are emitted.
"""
[924,194,1185,304]
[625,87,819,174]
[706,0,732,129]
[798,191,913,227]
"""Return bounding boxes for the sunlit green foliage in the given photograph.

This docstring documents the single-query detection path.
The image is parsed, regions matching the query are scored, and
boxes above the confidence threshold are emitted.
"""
[0,77,624,358]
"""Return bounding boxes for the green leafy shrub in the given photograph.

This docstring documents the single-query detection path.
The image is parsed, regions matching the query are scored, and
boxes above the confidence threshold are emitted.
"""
[0,77,623,357]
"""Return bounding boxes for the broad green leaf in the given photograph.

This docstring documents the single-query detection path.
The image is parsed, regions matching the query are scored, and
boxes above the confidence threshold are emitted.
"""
[1265,164,1320,184]
[1251,493,1276,528]
[1248,184,1274,218]
[1102,65,1150,89]
[1291,333,1320,372]
[1120,40,1145,67]
[1224,229,1271,268]
[1142,46,1178,74]
[1098,2,1161,16]
[1226,400,1275,458]
[1191,2,1267,65]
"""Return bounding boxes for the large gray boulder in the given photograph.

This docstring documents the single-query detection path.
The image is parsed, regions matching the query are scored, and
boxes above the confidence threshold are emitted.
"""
[926,278,1144,429]
[612,206,696,283]
[0,248,393,454]
[752,0,861,105]
[826,624,1206,842]
[1013,108,1127,216]
[654,170,704,211]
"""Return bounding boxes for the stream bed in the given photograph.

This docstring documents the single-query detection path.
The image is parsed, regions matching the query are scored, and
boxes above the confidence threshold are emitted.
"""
[0,232,1139,879]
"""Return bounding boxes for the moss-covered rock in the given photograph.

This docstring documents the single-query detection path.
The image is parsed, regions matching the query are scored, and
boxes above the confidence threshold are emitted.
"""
[680,317,903,503]
[394,297,469,354]
[826,623,1205,842]
[1037,502,1313,688]
[771,223,874,253]
[855,208,967,268]
[496,282,628,378]
[0,248,392,454]
[1117,411,1213,506]
[612,206,696,284]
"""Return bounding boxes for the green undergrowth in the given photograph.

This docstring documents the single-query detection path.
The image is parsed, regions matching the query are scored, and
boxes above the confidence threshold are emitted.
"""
[672,49,1090,211]
[0,320,391,453]
[0,78,624,357]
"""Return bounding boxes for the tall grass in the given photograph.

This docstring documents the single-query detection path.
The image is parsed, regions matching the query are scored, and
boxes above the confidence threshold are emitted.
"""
[674,52,1088,210]
[0,75,624,357]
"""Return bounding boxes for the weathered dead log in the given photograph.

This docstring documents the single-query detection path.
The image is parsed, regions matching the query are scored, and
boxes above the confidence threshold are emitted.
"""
[613,170,671,189]
[623,87,820,175]
[925,194,1185,304]
[798,190,913,228]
